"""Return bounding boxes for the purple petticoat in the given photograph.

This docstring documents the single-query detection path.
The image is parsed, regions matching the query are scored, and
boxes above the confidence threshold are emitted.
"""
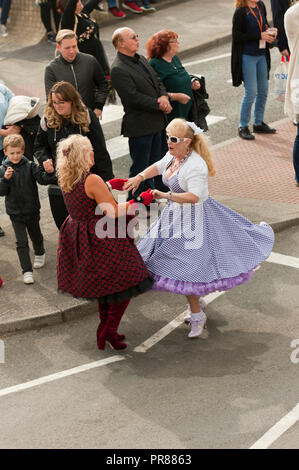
[150,269,255,296]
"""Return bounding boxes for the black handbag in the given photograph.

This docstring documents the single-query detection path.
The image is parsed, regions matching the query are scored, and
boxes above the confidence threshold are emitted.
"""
[188,74,210,132]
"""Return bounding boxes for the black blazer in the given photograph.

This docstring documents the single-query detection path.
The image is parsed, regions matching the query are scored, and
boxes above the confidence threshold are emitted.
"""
[231,1,271,87]
[111,52,168,137]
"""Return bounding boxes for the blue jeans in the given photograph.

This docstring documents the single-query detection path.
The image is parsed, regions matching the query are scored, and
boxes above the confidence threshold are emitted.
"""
[128,132,162,198]
[239,54,269,128]
[0,0,11,25]
[294,122,299,183]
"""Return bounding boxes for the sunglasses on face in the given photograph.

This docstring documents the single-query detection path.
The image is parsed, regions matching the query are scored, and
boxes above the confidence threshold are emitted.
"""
[128,34,139,40]
[166,135,189,144]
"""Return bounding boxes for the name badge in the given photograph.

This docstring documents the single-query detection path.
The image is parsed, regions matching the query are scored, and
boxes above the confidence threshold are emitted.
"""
[259,40,266,49]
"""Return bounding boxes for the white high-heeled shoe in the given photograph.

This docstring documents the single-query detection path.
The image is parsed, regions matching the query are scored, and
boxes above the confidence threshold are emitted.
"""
[184,298,206,324]
[188,312,207,338]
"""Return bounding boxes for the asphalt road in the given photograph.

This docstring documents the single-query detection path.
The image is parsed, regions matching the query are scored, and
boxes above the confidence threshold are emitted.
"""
[0,223,298,449]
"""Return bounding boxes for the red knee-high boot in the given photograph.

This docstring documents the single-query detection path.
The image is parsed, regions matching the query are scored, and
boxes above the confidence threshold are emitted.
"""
[97,299,130,350]
[97,302,125,347]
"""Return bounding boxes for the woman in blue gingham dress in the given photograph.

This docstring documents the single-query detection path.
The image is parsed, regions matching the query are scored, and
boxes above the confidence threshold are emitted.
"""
[125,118,274,339]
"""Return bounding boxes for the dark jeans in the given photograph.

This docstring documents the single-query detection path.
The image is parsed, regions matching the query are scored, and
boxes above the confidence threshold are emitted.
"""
[128,131,167,198]
[11,217,45,274]
[48,192,69,230]
[294,122,299,183]
[0,0,11,25]
[39,0,61,33]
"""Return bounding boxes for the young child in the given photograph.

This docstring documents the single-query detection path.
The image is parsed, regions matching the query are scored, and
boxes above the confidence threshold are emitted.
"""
[0,134,56,284]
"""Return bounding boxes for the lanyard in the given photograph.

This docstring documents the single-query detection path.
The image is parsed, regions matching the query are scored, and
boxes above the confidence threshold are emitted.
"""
[249,5,264,32]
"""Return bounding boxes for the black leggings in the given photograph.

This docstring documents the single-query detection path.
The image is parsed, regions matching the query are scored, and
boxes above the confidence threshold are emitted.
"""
[48,192,68,230]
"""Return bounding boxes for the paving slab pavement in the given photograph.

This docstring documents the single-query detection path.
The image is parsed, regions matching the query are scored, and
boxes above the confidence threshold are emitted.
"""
[0,0,298,335]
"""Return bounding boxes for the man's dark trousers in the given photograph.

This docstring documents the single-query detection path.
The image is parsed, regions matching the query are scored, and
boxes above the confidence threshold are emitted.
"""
[129,131,167,197]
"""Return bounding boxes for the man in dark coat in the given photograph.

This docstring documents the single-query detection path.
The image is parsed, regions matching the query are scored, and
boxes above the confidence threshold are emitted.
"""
[270,0,291,56]
[110,27,171,196]
[44,29,108,120]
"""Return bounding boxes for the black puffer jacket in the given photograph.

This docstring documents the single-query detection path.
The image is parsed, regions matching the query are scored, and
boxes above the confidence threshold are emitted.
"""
[0,156,56,218]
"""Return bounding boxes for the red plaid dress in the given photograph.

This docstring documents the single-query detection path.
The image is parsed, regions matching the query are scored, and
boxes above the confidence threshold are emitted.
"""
[57,174,152,301]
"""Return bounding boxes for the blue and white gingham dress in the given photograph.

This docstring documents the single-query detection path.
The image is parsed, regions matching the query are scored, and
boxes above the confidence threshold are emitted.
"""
[137,160,274,296]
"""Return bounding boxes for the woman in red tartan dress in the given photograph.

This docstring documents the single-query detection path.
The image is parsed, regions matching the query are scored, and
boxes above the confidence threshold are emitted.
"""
[56,134,153,350]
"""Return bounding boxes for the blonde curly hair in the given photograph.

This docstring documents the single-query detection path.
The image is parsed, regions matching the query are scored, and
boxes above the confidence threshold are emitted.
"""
[166,118,216,176]
[45,81,90,133]
[56,134,93,193]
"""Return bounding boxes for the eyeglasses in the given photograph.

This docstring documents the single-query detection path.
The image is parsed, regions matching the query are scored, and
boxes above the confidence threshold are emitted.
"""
[129,34,139,40]
[52,100,67,106]
[166,135,189,144]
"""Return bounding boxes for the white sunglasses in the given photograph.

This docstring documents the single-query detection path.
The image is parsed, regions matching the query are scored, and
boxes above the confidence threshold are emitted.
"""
[166,135,189,144]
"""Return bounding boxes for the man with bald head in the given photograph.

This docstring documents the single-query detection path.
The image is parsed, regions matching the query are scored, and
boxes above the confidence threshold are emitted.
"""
[111,27,171,197]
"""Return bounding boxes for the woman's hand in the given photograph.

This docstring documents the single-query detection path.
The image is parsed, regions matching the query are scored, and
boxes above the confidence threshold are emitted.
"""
[43,159,54,173]
[151,189,168,200]
[175,93,191,104]
[124,175,143,194]
[261,31,276,43]
[191,80,201,90]
[1,125,21,137]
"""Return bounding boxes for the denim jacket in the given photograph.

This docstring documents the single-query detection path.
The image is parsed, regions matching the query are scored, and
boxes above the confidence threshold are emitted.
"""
[0,84,14,151]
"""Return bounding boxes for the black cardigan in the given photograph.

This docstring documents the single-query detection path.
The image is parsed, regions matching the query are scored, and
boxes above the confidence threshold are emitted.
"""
[231,1,271,87]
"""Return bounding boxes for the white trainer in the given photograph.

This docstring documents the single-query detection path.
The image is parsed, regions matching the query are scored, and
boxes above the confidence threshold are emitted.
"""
[1,25,8,37]
[188,312,207,338]
[34,254,45,269]
[23,272,34,284]
[184,298,206,324]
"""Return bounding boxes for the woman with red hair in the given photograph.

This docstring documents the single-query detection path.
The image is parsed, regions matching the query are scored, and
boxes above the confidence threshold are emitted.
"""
[146,30,201,123]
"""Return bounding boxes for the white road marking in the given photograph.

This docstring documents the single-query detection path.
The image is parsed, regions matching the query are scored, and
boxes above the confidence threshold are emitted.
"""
[0,356,125,398]
[106,135,129,161]
[183,52,231,68]
[0,252,297,398]
[250,403,299,449]
[102,104,124,124]
[266,252,299,269]
[134,291,225,353]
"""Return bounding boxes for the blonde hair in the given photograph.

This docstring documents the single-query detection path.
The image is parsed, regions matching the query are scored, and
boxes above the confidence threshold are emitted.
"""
[234,0,248,7]
[3,134,25,151]
[56,135,93,193]
[56,29,77,45]
[166,118,216,176]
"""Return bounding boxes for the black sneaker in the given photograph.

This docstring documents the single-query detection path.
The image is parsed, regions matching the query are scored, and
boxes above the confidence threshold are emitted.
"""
[253,122,276,134]
[238,127,255,140]
[0,226,5,237]
[47,31,56,44]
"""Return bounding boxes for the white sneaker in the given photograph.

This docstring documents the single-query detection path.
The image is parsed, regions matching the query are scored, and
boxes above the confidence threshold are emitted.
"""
[184,298,206,324]
[33,254,45,269]
[23,272,34,284]
[1,25,8,37]
[188,312,207,338]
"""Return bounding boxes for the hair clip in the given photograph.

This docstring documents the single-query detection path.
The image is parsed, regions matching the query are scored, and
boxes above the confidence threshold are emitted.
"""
[186,121,204,135]
[63,146,71,157]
